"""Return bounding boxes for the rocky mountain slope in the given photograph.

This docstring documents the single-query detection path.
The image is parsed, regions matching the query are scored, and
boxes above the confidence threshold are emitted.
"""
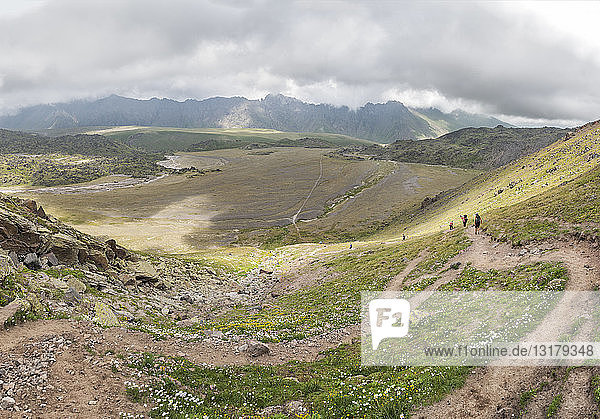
[0,94,509,143]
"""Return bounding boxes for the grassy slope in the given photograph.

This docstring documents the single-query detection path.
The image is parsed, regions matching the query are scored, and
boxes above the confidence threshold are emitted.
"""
[382,121,600,240]
[485,163,600,245]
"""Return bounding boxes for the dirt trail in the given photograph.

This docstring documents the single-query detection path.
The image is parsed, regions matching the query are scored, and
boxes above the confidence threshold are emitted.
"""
[2,228,600,417]
[416,228,600,418]
[386,249,428,290]
[291,154,324,235]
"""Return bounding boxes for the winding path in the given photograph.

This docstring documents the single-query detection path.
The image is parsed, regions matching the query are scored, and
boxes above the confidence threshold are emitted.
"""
[291,154,324,236]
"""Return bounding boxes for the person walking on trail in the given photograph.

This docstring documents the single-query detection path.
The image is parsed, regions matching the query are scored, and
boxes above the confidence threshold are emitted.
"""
[474,213,481,235]
[463,214,468,228]
[449,220,454,230]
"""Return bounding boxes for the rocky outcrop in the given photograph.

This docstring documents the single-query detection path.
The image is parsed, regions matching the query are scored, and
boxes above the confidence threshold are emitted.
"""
[0,195,132,272]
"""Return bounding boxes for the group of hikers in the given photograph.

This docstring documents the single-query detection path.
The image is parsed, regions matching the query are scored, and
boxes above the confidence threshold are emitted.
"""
[449,213,481,234]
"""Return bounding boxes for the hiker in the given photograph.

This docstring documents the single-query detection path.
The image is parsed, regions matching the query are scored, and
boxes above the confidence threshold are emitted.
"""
[474,213,481,235]
[463,214,468,228]
[402,234,406,241]
[449,221,454,230]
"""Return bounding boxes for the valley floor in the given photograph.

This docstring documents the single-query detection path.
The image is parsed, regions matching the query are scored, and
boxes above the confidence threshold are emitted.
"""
[2,226,599,418]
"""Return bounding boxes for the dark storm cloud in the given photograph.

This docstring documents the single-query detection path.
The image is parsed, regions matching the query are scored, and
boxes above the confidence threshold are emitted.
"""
[0,0,599,125]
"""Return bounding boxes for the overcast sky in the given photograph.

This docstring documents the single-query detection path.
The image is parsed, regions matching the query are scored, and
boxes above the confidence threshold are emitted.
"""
[1,0,599,126]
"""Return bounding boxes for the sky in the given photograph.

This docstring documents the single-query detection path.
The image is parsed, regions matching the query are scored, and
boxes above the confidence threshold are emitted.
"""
[0,0,599,127]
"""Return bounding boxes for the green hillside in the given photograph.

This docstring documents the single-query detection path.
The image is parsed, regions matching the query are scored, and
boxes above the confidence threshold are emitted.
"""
[87,126,374,152]
[343,126,568,170]
[485,163,600,245]
[0,129,162,186]
[388,120,600,239]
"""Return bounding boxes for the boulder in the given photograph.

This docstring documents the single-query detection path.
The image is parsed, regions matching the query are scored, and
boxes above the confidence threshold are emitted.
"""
[88,250,109,270]
[48,277,69,291]
[36,205,48,220]
[43,252,60,267]
[24,253,41,270]
[0,396,15,409]
[93,302,120,328]
[134,260,158,282]
[46,233,81,265]
[22,199,38,213]
[242,340,270,357]
[119,273,136,287]
[0,300,24,328]
[8,251,19,267]
[64,287,82,306]
[65,275,86,294]
[0,252,15,276]
[0,209,42,251]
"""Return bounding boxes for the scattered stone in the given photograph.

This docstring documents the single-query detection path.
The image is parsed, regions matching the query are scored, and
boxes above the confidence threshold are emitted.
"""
[180,294,194,304]
[177,317,200,327]
[285,400,305,414]
[450,262,461,270]
[161,306,170,316]
[547,279,564,289]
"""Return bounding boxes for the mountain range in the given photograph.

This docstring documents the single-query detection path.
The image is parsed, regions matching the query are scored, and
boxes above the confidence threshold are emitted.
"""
[0,94,509,143]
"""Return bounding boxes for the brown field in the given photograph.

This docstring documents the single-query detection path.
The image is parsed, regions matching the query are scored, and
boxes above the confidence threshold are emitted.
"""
[12,147,478,253]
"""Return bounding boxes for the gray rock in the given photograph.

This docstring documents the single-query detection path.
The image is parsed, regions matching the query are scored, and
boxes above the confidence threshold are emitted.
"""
[64,287,82,306]
[65,276,86,294]
[244,340,270,357]
[8,251,19,267]
[24,253,41,270]
[1,396,15,408]
[180,294,194,304]
[88,250,109,270]
[0,253,15,277]
[44,252,59,266]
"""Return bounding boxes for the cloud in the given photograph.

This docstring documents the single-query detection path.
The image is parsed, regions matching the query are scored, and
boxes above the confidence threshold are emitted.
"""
[0,0,599,126]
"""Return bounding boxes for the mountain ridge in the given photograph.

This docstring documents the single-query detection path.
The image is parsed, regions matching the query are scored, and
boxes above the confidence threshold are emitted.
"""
[0,94,510,143]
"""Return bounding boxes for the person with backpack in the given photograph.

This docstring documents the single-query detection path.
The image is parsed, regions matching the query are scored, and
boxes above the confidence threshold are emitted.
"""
[463,214,468,228]
[474,213,481,234]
